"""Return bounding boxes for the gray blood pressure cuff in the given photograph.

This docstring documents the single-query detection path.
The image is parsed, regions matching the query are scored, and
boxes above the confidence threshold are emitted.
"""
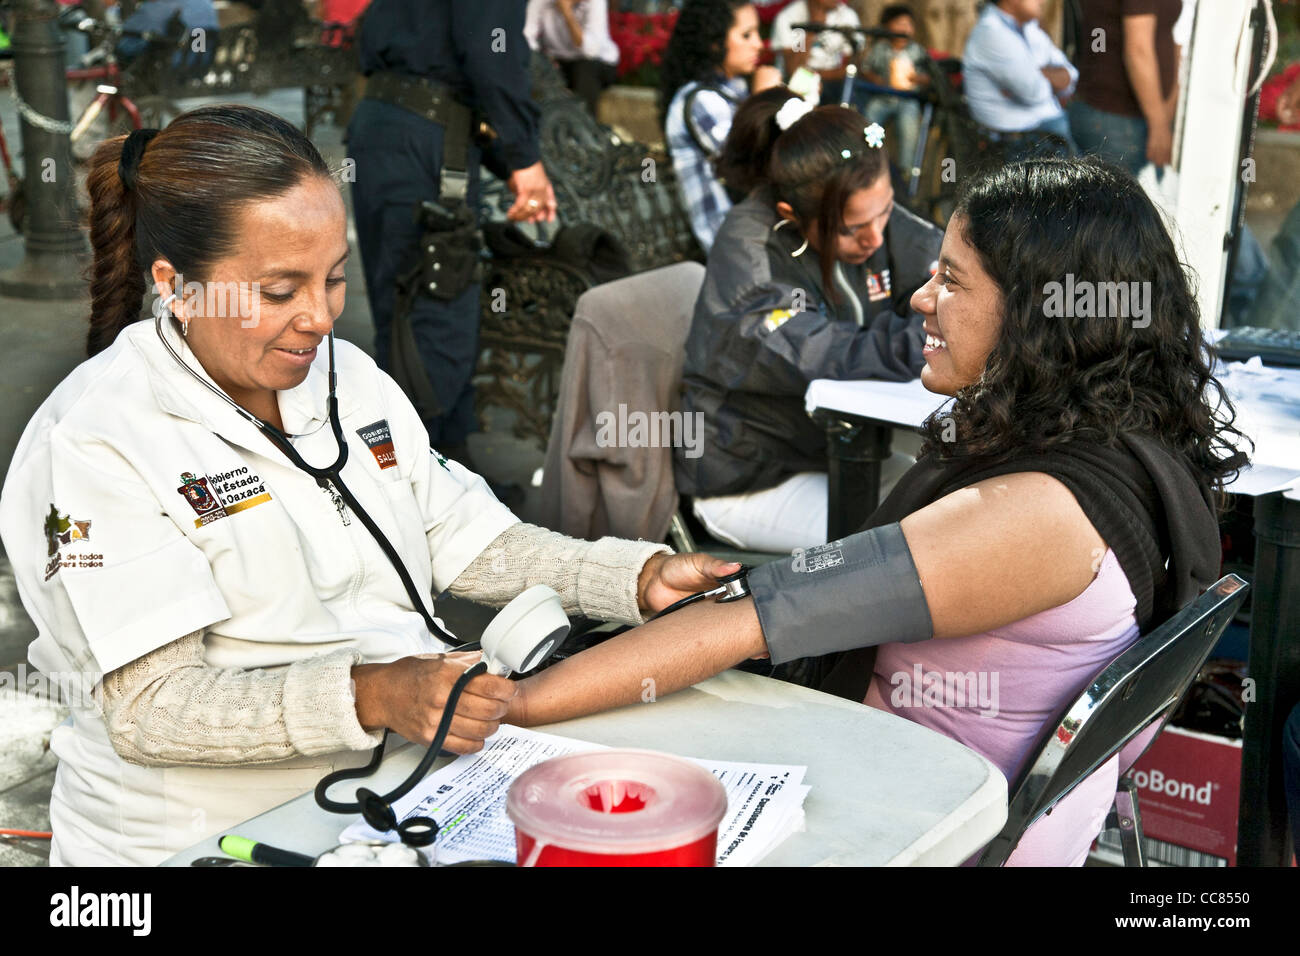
[748,523,933,666]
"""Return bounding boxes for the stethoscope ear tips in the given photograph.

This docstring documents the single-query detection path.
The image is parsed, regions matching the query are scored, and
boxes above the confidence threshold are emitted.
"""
[479,585,570,676]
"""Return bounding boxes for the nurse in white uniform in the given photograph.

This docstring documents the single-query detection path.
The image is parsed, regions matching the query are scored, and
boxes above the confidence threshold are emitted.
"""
[0,105,736,866]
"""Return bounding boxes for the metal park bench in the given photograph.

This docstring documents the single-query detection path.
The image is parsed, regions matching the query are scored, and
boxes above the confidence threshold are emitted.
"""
[472,56,702,449]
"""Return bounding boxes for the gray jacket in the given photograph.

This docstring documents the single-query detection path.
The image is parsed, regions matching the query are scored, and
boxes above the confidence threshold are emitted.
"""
[674,188,942,497]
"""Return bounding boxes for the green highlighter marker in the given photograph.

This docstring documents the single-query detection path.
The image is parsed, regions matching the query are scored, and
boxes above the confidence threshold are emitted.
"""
[219,834,316,868]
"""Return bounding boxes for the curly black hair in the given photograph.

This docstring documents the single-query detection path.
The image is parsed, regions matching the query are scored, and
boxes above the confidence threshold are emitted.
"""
[919,157,1249,496]
[658,0,750,129]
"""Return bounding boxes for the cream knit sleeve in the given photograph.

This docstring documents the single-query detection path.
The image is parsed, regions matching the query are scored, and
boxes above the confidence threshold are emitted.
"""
[96,629,383,768]
[446,523,673,625]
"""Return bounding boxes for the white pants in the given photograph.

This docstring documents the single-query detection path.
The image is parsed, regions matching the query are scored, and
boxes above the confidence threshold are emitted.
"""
[692,451,915,553]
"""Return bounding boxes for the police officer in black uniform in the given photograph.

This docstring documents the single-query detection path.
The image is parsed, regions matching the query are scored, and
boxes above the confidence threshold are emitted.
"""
[348,0,556,463]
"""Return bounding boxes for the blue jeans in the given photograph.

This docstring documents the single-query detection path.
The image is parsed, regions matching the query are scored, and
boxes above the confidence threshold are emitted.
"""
[1067,98,1150,178]
[865,96,923,178]
[347,99,483,446]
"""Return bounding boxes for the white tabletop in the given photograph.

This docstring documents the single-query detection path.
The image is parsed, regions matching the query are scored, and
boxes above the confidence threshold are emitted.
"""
[806,364,1300,499]
[161,670,1008,867]
[806,377,944,429]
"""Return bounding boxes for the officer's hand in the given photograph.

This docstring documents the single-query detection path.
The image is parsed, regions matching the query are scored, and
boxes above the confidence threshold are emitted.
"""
[637,553,743,615]
[506,161,558,223]
[351,652,518,754]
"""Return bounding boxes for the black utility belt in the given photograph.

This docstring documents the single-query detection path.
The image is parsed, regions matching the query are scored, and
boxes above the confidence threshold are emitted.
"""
[363,71,474,131]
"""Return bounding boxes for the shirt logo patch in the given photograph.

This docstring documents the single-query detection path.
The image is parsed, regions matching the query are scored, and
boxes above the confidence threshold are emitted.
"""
[867,269,892,303]
[356,420,398,471]
[763,308,797,332]
[177,469,272,528]
[43,504,99,581]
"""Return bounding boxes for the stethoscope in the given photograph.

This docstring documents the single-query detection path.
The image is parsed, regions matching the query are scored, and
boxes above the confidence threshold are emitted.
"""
[156,309,753,854]
[156,310,498,844]
[155,310,461,648]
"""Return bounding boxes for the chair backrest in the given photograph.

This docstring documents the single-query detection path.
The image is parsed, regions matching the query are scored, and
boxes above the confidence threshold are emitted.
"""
[977,574,1250,866]
[538,261,707,541]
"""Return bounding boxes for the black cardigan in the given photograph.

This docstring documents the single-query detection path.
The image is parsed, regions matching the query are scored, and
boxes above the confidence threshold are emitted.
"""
[818,433,1224,700]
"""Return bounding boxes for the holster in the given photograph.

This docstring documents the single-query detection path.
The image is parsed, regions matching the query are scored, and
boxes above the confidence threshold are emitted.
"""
[366,69,484,302]
[407,199,484,303]
[389,200,485,424]
[367,71,487,421]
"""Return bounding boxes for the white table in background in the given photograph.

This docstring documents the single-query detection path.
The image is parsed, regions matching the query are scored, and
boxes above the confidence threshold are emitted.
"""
[162,670,1008,867]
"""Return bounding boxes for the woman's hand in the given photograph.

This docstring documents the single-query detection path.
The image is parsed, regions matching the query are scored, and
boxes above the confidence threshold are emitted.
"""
[352,651,518,754]
[1145,122,1172,168]
[637,553,742,615]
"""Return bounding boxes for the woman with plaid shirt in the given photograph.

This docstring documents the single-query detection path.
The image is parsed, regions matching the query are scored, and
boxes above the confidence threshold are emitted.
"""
[660,1,782,252]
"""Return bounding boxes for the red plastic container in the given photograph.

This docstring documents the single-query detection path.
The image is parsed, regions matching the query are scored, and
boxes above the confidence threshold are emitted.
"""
[506,750,728,867]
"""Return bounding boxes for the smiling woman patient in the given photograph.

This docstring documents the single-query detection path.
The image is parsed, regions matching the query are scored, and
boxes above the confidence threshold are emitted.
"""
[509,157,1248,867]
[0,105,736,866]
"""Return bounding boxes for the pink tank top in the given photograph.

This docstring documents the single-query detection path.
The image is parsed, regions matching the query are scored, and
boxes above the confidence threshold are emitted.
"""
[864,547,1141,865]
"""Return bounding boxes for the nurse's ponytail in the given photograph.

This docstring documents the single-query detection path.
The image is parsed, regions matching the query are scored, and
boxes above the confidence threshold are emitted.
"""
[86,135,148,357]
[83,105,332,356]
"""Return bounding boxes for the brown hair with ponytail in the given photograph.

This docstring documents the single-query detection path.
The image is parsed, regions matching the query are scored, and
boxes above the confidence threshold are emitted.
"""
[715,87,890,297]
[84,104,332,356]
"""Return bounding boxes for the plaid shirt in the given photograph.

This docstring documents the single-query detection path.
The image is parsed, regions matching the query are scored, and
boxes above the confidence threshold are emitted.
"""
[666,75,748,252]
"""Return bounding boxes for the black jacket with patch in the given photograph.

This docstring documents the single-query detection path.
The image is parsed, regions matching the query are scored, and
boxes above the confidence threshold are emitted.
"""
[674,188,942,498]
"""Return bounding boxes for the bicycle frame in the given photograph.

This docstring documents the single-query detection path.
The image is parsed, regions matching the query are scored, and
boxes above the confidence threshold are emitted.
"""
[71,85,142,141]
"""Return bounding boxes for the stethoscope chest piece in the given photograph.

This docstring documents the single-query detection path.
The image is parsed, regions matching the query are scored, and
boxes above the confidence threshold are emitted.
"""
[479,584,570,675]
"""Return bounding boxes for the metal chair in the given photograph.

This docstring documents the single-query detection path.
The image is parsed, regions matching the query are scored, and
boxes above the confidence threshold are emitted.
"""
[977,574,1250,866]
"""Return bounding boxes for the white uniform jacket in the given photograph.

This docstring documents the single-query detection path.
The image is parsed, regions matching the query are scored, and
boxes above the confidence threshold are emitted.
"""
[0,317,520,865]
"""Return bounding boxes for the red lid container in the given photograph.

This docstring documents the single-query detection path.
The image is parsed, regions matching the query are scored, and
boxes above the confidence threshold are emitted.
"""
[506,750,729,867]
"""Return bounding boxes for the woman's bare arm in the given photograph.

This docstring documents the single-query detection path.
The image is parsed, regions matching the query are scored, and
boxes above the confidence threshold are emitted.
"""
[509,471,1106,726]
[901,471,1106,639]
[509,597,765,727]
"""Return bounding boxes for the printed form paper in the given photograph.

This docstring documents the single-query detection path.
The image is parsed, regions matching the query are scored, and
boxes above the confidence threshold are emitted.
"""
[339,725,809,866]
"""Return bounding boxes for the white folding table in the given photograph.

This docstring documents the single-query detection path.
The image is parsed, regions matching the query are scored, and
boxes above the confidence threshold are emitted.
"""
[162,670,1008,867]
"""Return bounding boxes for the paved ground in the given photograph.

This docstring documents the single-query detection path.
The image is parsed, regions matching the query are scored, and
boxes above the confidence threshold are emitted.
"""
[0,87,546,866]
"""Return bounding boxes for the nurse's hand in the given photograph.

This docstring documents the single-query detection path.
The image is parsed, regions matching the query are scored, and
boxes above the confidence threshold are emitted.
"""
[637,554,743,615]
[351,652,518,754]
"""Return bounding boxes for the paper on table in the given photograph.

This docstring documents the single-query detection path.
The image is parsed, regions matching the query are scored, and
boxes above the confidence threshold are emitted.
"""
[339,725,809,866]
[1227,463,1300,497]
[805,376,950,428]
[708,759,808,867]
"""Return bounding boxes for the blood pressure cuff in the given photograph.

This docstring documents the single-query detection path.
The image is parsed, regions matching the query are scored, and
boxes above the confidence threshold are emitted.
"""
[748,523,933,666]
